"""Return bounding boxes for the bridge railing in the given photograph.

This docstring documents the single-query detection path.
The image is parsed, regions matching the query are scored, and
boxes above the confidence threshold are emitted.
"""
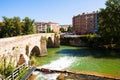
[0,63,27,80]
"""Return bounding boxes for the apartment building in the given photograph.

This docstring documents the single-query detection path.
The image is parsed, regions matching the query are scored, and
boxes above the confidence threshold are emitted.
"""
[34,22,59,33]
[34,22,47,33]
[47,22,59,33]
[73,11,98,34]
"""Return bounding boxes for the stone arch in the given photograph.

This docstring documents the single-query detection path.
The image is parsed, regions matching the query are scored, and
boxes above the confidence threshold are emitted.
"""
[26,45,29,56]
[47,37,54,48]
[17,54,26,65]
[30,46,40,57]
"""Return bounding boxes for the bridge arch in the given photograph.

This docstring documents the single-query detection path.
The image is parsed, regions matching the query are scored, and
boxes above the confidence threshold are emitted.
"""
[47,37,54,48]
[17,54,26,65]
[30,46,41,57]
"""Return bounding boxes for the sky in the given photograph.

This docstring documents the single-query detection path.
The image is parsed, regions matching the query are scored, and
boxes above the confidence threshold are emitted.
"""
[0,0,107,25]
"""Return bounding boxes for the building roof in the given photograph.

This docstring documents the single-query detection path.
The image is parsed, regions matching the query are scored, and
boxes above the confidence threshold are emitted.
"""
[47,22,58,24]
[73,11,99,18]
[34,21,58,24]
[34,22,48,24]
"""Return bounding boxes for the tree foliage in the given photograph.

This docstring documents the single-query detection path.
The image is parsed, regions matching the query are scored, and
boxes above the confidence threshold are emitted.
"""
[99,0,120,46]
[13,17,23,36]
[0,16,35,38]
[67,26,73,32]
[60,27,65,33]
[22,17,35,35]
[47,27,53,33]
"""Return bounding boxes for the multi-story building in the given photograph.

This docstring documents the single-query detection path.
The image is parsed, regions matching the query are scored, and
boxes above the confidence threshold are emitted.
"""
[34,22,59,33]
[34,22,47,33]
[73,11,98,34]
[47,22,59,33]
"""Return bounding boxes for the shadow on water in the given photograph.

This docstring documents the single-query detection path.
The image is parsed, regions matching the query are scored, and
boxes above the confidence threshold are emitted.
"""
[56,48,120,59]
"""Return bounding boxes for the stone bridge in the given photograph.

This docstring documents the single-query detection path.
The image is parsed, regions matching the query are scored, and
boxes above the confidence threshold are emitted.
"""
[0,33,60,66]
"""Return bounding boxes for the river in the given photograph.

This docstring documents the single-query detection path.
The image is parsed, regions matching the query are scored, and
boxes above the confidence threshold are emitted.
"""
[33,46,120,79]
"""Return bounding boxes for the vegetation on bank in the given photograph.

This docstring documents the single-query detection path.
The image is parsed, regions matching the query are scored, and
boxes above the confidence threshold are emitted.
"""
[82,0,120,50]
[60,26,73,33]
[0,16,35,38]
[0,55,29,79]
[97,0,120,49]
[0,55,15,77]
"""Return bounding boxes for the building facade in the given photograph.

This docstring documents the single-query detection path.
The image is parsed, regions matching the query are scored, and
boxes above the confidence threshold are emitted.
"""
[34,22,59,33]
[72,11,98,34]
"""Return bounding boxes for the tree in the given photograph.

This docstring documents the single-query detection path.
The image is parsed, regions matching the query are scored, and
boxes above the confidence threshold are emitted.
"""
[60,27,65,33]
[99,0,120,46]
[13,17,23,36]
[1,16,15,37]
[47,27,53,33]
[0,16,35,38]
[22,17,35,35]
[67,26,73,32]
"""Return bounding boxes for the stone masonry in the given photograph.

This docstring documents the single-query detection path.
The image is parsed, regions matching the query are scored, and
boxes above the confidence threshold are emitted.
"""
[0,33,60,66]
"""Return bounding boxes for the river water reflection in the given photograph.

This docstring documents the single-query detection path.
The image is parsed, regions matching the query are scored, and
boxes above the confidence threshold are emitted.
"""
[34,46,120,79]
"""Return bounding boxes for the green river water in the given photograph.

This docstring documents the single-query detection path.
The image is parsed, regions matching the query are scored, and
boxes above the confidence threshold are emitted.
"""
[35,46,120,77]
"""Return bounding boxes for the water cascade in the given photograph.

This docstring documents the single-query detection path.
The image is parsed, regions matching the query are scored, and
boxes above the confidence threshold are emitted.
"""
[34,56,76,80]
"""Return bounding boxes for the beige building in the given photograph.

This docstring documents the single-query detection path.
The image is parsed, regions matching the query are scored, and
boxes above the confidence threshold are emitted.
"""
[34,22,59,33]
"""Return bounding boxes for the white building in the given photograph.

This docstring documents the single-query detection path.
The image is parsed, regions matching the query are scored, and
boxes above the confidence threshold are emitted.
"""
[34,22,59,33]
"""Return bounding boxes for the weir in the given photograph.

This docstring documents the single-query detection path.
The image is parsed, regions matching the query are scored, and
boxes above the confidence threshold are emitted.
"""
[34,68,119,80]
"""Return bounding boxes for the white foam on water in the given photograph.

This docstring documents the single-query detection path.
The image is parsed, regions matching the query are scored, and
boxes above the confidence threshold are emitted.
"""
[34,71,59,80]
[40,56,76,70]
[34,56,76,80]
[23,53,29,65]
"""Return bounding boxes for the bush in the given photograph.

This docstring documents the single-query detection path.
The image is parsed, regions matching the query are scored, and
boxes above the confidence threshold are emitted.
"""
[30,56,38,66]
[0,55,15,76]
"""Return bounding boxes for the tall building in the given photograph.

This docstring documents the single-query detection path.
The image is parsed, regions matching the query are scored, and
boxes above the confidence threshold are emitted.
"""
[73,11,98,34]
[34,22,59,33]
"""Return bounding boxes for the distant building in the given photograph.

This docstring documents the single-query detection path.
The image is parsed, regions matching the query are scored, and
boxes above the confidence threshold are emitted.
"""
[34,22,59,33]
[47,22,60,33]
[34,22,47,33]
[72,11,98,34]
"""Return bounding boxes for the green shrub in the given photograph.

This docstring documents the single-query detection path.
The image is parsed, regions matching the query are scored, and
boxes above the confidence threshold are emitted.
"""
[30,56,38,66]
[0,55,15,76]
